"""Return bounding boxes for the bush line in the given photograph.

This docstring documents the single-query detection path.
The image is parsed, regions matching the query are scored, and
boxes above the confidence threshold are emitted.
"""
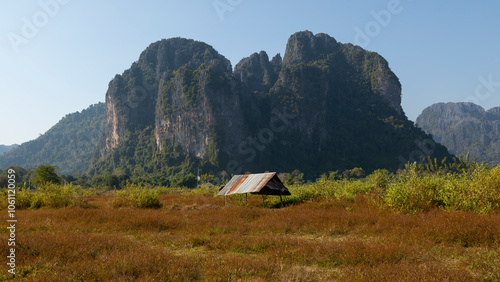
[1,161,498,213]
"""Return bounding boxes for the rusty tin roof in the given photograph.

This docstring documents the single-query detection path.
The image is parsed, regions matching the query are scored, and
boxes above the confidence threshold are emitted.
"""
[218,172,290,196]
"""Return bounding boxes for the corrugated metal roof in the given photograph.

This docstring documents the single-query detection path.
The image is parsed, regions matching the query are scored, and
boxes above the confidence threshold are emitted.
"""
[218,172,290,196]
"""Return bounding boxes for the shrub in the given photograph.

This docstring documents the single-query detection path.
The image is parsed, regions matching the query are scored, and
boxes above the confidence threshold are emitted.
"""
[385,164,444,213]
[33,165,62,185]
[112,184,162,209]
[435,165,500,213]
[366,169,391,191]
[15,183,87,209]
[385,163,500,213]
[276,177,377,206]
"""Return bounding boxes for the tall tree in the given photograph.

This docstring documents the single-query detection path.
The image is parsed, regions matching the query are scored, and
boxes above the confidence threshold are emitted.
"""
[33,165,62,185]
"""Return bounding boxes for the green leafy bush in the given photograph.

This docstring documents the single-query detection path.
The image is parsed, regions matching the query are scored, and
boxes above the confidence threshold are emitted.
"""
[112,184,162,209]
[274,177,377,206]
[384,164,443,213]
[385,163,500,214]
[434,166,500,213]
[33,165,62,185]
[15,183,87,209]
[266,161,500,213]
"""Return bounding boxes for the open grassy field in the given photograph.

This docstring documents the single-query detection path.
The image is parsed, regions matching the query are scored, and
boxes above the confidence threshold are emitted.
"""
[1,191,500,281]
[1,163,500,281]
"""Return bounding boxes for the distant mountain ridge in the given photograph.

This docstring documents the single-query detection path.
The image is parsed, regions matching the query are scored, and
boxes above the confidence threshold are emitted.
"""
[0,103,105,175]
[416,102,500,165]
[0,145,18,155]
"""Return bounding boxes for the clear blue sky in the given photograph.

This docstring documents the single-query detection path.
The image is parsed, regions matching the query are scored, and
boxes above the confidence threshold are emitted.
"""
[1,0,499,145]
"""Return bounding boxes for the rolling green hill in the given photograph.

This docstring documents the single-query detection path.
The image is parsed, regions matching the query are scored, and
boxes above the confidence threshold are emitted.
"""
[0,103,105,175]
[0,144,18,155]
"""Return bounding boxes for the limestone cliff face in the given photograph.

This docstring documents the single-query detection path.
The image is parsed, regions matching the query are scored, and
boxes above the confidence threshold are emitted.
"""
[94,31,450,176]
[232,51,282,133]
[234,51,281,95]
[101,63,157,158]
[101,38,245,164]
[282,32,338,66]
[281,31,402,114]
[225,31,449,174]
[154,52,244,160]
[267,31,403,146]
[103,75,128,153]
[341,43,403,114]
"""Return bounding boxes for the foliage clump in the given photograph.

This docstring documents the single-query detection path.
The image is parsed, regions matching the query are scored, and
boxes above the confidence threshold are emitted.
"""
[33,165,62,186]
[385,162,500,214]
[263,159,500,214]
[111,184,162,209]
[15,183,87,209]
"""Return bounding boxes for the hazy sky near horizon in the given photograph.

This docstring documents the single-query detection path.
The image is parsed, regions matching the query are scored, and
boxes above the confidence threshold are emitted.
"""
[0,0,499,145]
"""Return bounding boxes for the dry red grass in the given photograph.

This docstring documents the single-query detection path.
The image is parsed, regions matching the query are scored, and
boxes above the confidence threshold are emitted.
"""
[1,193,499,281]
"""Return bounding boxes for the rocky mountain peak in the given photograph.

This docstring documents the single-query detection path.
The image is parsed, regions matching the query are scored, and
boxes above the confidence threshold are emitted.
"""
[282,31,339,67]
[137,38,231,75]
[487,107,500,120]
[91,31,449,177]
[234,50,280,95]
[271,53,282,66]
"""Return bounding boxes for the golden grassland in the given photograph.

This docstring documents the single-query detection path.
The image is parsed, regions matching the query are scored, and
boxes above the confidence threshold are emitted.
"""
[1,192,500,281]
[1,163,500,281]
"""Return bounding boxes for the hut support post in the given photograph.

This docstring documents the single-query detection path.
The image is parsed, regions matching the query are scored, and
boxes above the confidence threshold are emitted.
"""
[246,193,248,204]
[280,191,283,208]
[262,195,265,208]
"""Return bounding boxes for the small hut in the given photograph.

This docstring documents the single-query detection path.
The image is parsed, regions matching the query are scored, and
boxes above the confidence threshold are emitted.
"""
[218,172,290,207]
